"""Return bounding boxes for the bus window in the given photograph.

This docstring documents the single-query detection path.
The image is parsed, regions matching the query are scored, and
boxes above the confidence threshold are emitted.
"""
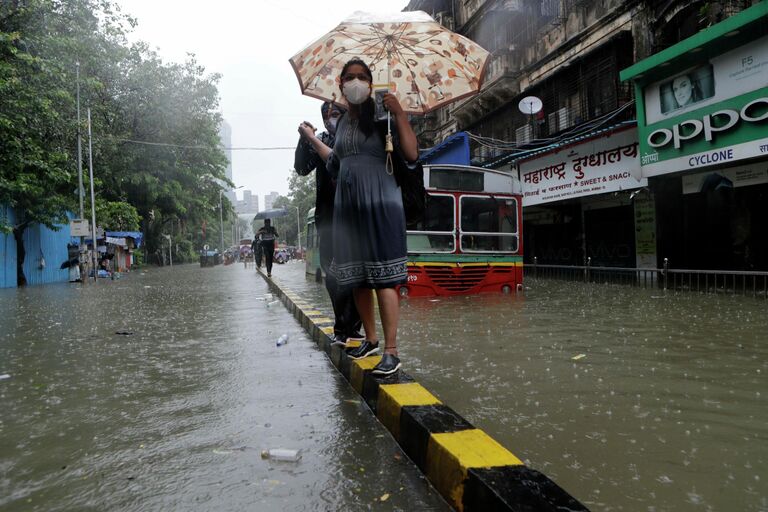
[407,194,455,252]
[460,196,518,253]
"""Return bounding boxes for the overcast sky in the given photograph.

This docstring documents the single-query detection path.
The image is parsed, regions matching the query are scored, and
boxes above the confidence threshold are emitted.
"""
[119,0,410,205]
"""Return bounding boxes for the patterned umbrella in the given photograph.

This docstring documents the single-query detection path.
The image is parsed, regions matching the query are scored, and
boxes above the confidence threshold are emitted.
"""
[289,11,490,115]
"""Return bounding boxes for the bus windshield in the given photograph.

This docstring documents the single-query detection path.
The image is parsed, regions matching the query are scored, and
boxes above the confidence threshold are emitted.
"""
[460,196,518,253]
[407,194,455,253]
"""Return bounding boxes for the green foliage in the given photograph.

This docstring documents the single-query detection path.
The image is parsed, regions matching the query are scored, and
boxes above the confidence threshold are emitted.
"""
[0,0,230,268]
[95,199,140,231]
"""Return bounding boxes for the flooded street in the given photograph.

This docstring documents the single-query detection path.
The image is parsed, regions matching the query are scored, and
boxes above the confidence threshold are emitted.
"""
[0,264,448,511]
[2,261,765,511]
[276,265,768,511]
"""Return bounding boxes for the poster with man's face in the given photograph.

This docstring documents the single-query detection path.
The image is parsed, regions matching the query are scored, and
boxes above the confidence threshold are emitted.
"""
[659,64,716,114]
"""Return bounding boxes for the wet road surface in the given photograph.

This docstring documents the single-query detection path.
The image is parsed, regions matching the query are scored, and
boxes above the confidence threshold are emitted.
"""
[0,264,449,511]
[275,261,767,512]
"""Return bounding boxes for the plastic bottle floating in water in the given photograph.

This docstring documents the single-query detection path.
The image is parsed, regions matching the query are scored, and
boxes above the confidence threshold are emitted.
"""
[276,334,289,346]
[266,300,281,308]
[261,448,301,462]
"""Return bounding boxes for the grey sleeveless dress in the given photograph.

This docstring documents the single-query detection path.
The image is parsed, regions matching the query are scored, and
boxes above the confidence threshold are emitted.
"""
[328,116,407,289]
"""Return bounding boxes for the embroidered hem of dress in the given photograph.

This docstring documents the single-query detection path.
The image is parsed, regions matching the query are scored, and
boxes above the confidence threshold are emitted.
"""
[332,257,408,288]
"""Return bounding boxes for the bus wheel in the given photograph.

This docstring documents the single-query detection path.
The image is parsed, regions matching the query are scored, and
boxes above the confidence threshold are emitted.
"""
[398,286,409,297]
[501,285,512,294]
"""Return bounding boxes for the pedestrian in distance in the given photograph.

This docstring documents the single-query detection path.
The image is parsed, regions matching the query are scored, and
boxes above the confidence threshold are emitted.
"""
[256,219,278,277]
[296,101,364,348]
[298,58,419,376]
[251,236,263,269]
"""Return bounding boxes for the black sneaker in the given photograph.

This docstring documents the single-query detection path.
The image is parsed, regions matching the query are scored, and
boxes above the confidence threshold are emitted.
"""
[330,334,348,347]
[372,353,401,375]
[346,331,365,341]
[346,341,380,360]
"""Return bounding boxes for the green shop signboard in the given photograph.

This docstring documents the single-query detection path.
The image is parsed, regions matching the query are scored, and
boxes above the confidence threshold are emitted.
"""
[640,86,768,176]
[621,4,768,178]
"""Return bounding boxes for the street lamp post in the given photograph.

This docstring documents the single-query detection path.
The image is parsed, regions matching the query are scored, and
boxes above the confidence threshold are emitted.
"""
[220,186,243,252]
[219,190,224,253]
[294,206,301,252]
[163,234,172,267]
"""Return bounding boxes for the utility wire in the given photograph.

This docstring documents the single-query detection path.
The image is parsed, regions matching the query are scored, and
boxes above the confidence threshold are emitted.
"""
[112,138,295,150]
[111,100,635,155]
[465,100,636,151]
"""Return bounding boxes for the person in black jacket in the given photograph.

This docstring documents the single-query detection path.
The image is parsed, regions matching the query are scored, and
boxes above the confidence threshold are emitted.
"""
[256,219,278,277]
[295,102,363,347]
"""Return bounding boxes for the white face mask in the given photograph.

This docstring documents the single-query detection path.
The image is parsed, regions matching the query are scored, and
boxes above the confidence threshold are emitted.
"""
[342,79,370,105]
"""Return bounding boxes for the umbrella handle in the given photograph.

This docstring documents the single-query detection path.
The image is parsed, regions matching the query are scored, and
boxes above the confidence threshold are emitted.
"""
[385,61,394,175]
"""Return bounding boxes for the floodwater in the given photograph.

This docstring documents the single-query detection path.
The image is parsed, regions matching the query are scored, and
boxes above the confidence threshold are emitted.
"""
[0,264,449,512]
[275,264,768,512]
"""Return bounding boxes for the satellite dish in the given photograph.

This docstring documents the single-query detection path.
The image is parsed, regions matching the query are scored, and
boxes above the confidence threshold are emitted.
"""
[518,96,543,115]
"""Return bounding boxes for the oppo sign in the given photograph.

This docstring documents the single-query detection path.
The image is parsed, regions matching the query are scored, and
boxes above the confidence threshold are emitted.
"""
[647,97,768,149]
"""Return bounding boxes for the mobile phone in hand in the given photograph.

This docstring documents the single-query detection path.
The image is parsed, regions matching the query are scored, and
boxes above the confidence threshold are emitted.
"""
[374,88,389,121]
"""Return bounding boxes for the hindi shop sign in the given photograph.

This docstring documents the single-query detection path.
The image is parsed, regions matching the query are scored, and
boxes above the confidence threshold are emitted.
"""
[519,128,645,207]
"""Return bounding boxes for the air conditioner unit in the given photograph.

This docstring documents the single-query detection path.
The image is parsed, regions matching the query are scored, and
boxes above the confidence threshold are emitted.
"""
[434,12,453,29]
[548,107,571,134]
[516,124,532,144]
[547,112,559,135]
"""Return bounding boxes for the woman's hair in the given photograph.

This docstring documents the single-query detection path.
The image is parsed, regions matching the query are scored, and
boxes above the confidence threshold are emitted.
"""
[340,58,376,138]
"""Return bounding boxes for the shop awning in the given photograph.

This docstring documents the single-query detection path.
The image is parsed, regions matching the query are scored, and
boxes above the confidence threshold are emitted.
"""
[482,120,636,168]
[419,131,471,165]
[105,231,143,247]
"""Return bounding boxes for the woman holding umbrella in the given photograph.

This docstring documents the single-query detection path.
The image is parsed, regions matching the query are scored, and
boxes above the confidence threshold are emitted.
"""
[298,58,418,375]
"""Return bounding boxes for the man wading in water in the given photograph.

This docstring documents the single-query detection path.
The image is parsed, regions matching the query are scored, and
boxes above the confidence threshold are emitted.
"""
[256,219,278,278]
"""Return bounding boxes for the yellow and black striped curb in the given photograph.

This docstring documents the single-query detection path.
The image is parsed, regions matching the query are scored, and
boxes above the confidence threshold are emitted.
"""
[257,269,589,512]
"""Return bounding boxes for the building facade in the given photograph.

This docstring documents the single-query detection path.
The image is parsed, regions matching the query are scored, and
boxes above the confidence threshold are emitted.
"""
[405,0,765,271]
[236,190,260,214]
[264,191,279,211]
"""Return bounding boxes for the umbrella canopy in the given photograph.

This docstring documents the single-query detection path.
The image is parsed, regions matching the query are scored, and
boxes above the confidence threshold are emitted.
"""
[254,208,289,220]
[289,11,490,114]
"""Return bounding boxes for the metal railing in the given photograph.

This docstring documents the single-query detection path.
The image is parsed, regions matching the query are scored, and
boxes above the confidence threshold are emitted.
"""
[525,257,768,299]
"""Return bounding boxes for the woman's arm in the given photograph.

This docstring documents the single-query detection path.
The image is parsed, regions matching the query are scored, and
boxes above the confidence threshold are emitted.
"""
[382,94,418,162]
[299,122,332,162]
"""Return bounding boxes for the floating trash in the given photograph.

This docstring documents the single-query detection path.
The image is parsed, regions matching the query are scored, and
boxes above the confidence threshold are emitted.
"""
[571,354,586,361]
[260,448,301,462]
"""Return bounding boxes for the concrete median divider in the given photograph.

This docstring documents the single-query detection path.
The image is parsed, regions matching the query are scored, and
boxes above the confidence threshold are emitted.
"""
[258,269,589,512]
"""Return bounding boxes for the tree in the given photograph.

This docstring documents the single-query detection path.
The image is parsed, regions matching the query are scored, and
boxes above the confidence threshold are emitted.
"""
[1,1,85,284]
[95,199,141,231]
[1,0,230,279]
